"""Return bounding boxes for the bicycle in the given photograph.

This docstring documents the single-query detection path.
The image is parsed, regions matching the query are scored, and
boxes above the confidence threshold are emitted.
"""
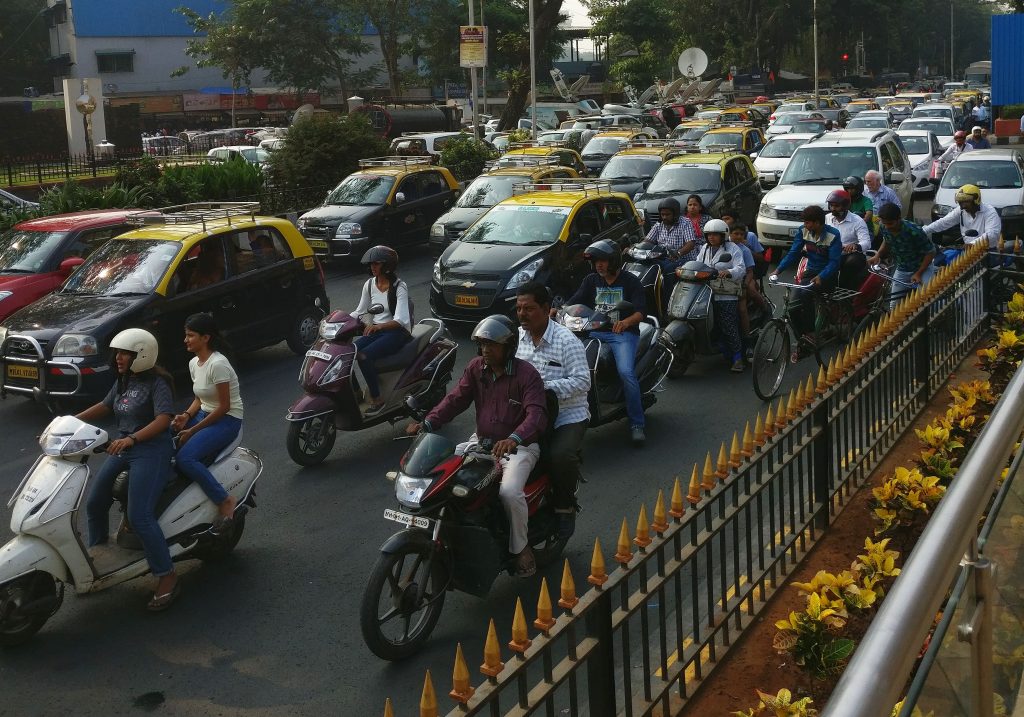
[751,277,859,400]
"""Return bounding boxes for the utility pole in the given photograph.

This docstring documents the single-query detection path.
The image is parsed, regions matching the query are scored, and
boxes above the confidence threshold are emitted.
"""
[950,0,955,80]
[813,0,819,110]
[529,0,537,139]
[468,0,478,136]
[480,0,487,116]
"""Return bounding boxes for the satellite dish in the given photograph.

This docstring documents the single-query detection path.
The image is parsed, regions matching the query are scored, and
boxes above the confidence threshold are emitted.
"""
[677,79,700,103]
[549,69,572,101]
[678,48,709,78]
[291,103,315,125]
[636,85,658,107]
[661,77,686,102]
[569,75,589,94]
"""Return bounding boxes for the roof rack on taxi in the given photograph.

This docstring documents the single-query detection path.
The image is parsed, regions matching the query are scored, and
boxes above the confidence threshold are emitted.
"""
[626,138,673,148]
[491,155,561,168]
[512,179,612,196]
[711,120,754,128]
[125,202,260,230]
[358,156,432,168]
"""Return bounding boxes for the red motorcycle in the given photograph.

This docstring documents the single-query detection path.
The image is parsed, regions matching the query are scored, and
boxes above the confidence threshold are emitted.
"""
[360,431,569,660]
[285,305,458,466]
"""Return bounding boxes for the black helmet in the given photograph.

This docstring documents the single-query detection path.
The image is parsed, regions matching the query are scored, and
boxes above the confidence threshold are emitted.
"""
[360,245,398,272]
[657,197,681,219]
[583,239,622,273]
[471,314,518,357]
[842,175,864,195]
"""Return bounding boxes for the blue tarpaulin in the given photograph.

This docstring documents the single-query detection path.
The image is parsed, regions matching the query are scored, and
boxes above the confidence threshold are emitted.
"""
[991,14,1024,106]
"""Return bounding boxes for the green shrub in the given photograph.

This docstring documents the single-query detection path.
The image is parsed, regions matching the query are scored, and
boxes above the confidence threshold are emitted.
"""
[36,180,153,214]
[114,155,162,190]
[1000,104,1024,121]
[268,113,389,190]
[439,135,495,181]
[0,206,41,233]
[154,159,264,204]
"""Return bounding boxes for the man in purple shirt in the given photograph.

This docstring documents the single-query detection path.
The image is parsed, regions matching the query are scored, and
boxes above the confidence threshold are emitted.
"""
[408,315,548,577]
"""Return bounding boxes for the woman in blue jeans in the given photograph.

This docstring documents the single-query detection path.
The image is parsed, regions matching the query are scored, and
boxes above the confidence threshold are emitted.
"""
[171,313,243,532]
[77,328,179,611]
[352,246,412,415]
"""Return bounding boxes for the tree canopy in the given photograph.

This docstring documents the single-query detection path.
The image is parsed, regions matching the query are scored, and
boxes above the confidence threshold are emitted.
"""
[0,0,51,96]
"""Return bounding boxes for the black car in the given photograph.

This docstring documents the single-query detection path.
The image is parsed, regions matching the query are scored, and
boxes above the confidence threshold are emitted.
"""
[818,108,852,128]
[598,153,668,202]
[581,134,633,175]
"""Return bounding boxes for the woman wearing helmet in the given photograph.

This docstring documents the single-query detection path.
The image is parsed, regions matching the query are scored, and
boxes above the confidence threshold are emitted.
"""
[695,219,747,372]
[407,315,548,577]
[352,246,412,415]
[75,329,180,610]
[922,183,1002,247]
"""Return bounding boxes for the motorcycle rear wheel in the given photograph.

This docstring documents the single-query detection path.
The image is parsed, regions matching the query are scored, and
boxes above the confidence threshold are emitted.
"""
[286,416,336,467]
[0,573,61,647]
[360,543,448,661]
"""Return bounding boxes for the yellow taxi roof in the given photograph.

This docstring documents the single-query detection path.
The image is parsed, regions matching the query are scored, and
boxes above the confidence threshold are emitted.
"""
[485,165,572,177]
[665,152,735,166]
[116,216,308,253]
[503,146,559,155]
[593,130,638,138]
[617,145,674,157]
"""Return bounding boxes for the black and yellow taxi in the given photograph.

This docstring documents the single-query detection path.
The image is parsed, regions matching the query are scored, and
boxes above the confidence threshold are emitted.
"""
[696,124,767,157]
[598,139,681,199]
[297,157,460,261]
[580,130,647,175]
[714,106,770,129]
[0,203,328,402]
[846,99,881,116]
[430,180,645,322]
[669,120,714,148]
[428,157,579,255]
[633,151,763,229]
[495,143,588,177]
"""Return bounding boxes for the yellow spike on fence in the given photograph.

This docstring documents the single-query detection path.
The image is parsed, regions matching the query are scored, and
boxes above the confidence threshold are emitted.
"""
[794,381,807,411]
[763,403,777,437]
[614,517,633,563]
[588,538,608,586]
[805,373,816,404]
[449,643,475,704]
[702,452,716,490]
[816,364,828,394]
[652,489,669,533]
[729,431,742,467]
[534,577,556,632]
[384,698,395,717]
[634,505,652,548]
[558,559,578,610]
[826,355,838,384]
[480,618,505,677]
[775,396,788,430]
[508,597,532,654]
[687,465,702,505]
[741,421,754,456]
[999,234,1007,253]
[753,412,766,446]
[671,477,687,517]
[786,388,798,420]
[715,443,729,479]
[421,670,438,717]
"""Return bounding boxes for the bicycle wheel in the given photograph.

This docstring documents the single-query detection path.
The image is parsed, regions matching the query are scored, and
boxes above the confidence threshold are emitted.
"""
[814,302,854,367]
[752,319,790,400]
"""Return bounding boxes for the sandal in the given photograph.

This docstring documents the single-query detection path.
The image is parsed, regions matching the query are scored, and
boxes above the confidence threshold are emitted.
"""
[513,548,536,578]
[147,580,182,612]
[210,515,234,536]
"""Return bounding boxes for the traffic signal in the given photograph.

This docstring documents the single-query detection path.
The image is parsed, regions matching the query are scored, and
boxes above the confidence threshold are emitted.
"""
[841,53,849,61]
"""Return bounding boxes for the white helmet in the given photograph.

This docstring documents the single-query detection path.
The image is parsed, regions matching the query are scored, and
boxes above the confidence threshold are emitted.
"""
[703,218,730,236]
[109,328,159,372]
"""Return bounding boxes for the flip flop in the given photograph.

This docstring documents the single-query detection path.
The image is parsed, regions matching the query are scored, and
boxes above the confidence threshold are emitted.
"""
[513,549,536,578]
[147,580,182,612]
[210,515,234,536]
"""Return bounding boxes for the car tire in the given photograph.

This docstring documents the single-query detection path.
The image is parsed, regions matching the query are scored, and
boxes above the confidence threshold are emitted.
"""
[287,306,320,355]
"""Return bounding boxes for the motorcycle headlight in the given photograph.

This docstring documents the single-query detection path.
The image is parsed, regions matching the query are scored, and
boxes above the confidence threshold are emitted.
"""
[318,356,350,385]
[335,222,362,238]
[758,204,778,219]
[53,333,98,357]
[0,291,11,302]
[396,474,433,508]
[506,258,544,290]
[1000,205,1024,218]
[430,223,446,238]
[432,260,443,284]
[561,315,588,332]
[319,319,343,340]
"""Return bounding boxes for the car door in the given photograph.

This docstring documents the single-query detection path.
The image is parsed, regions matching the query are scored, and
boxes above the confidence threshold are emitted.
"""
[718,160,741,215]
[223,228,297,343]
[561,202,603,291]
[389,173,427,244]
[599,197,644,246]
[882,140,913,208]
[417,170,455,229]
[732,157,763,226]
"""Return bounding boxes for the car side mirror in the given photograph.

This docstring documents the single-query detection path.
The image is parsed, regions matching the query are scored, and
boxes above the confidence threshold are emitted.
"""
[394,192,406,205]
[890,171,905,183]
[368,303,386,315]
[576,233,593,245]
[59,257,84,274]
[750,152,758,159]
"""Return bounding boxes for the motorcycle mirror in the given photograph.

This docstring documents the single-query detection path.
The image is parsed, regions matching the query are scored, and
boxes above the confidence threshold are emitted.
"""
[719,253,732,262]
[368,303,386,315]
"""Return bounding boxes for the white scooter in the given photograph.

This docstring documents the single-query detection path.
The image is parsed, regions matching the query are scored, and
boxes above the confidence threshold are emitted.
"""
[0,415,261,645]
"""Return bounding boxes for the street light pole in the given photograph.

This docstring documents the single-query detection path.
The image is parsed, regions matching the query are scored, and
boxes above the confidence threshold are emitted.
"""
[950,0,955,80]
[480,0,487,116]
[469,0,479,136]
[813,0,819,110]
[529,0,537,139]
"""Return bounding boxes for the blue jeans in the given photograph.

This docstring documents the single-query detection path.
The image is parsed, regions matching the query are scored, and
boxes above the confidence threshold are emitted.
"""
[86,432,175,577]
[176,411,242,505]
[354,328,411,398]
[591,330,644,427]
[890,265,936,309]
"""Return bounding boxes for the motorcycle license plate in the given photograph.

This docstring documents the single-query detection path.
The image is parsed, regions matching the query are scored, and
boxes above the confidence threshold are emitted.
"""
[305,349,332,362]
[454,294,479,307]
[308,240,328,250]
[383,508,432,530]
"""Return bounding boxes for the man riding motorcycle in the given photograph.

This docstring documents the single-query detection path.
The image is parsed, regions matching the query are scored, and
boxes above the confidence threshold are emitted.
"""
[922,184,1002,248]
[566,239,648,446]
[937,130,973,172]
[406,315,547,578]
[645,197,702,305]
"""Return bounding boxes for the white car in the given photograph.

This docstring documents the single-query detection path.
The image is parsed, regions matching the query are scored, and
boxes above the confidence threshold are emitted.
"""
[897,118,957,148]
[206,145,270,167]
[0,188,38,213]
[896,130,944,194]
[765,112,825,137]
[752,133,818,188]
[910,103,959,127]
[846,110,894,131]
[768,102,816,122]
[931,148,1024,238]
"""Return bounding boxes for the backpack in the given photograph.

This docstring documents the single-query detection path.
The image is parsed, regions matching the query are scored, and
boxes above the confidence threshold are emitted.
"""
[366,278,415,326]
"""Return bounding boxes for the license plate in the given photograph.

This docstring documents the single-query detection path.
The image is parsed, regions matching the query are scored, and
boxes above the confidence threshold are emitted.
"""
[383,508,432,530]
[6,365,38,380]
[788,227,799,237]
[308,240,328,249]
[305,349,332,362]
[454,294,479,307]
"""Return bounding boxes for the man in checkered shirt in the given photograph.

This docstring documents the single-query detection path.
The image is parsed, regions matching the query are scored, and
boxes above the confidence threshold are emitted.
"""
[645,197,702,309]
[515,282,591,539]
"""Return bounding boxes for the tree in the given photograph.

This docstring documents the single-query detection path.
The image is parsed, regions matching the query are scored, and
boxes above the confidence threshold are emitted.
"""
[267,113,389,191]
[0,0,51,96]
[355,0,423,98]
[494,0,568,130]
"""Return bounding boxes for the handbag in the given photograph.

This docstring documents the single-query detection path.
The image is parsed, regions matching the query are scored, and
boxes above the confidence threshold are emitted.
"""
[709,275,743,296]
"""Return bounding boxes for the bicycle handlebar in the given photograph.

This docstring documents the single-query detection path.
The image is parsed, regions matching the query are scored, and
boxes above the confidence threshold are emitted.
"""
[867,263,917,287]
[768,276,815,290]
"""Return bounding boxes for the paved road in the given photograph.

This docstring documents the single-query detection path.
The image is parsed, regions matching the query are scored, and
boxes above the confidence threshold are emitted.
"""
[0,199,933,716]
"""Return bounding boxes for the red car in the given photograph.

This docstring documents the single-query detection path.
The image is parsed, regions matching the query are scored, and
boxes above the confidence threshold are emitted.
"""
[0,210,137,322]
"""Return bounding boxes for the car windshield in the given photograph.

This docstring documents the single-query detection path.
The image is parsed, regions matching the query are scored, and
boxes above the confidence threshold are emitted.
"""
[695,110,722,120]
[63,239,179,296]
[456,175,527,208]
[780,146,878,186]
[900,121,953,137]
[325,174,395,206]
[776,104,807,114]
[240,147,269,163]
[672,126,709,141]
[759,137,809,158]
[583,138,627,157]
[913,108,949,118]
[0,230,68,273]
[459,205,569,246]
[698,132,742,149]
[537,132,565,144]
[847,117,889,129]
[940,161,1023,190]
[646,165,722,194]
[899,135,932,154]
[600,156,662,179]
[774,114,809,126]
[798,122,828,133]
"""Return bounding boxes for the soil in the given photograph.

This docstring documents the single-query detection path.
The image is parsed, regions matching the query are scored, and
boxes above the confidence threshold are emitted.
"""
[682,358,991,716]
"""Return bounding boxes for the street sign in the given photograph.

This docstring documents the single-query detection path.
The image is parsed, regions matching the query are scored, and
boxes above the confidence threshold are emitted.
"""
[446,81,467,99]
[459,25,487,69]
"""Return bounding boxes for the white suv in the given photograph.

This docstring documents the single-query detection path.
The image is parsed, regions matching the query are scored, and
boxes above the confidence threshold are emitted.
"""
[757,129,914,247]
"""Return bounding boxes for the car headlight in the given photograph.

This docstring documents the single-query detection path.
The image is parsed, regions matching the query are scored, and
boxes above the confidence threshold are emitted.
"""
[634,192,644,202]
[0,291,11,302]
[296,218,306,231]
[335,222,362,238]
[759,204,778,219]
[432,260,442,284]
[932,204,953,217]
[53,334,98,357]
[0,326,7,345]
[913,159,930,171]
[505,258,544,290]
[1000,205,1024,218]
[430,223,446,238]
[396,473,433,508]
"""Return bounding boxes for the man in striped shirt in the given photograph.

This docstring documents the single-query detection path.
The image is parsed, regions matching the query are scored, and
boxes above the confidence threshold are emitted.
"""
[516,282,591,539]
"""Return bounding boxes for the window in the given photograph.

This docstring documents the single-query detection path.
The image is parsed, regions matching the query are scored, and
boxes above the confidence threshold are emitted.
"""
[419,171,447,196]
[735,159,755,183]
[96,52,134,73]
[599,200,630,227]
[65,227,125,262]
[397,175,422,202]
[570,204,602,240]
[48,3,67,26]
[230,229,291,273]
[172,237,229,295]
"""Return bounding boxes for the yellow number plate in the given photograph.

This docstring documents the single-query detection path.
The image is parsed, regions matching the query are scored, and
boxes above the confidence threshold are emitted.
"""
[454,294,479,307]
[308,240,328,250]
[6,365,38,380]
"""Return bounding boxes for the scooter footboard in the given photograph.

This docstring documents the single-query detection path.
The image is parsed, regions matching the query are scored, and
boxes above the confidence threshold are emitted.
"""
[0,534,69,585]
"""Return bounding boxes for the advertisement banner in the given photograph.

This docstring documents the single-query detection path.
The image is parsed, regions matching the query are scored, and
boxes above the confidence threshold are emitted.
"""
[183,93,219,112]
[459,25,486,69]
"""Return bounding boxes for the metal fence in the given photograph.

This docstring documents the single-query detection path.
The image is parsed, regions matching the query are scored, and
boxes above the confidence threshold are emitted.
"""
[1,148,145,185]
[394,243,992,716]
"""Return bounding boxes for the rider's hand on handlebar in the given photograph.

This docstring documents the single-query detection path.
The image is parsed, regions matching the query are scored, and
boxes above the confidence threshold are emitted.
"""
[107,437,133,456]
[492,438,518,459]
[812,276,822,287]
[405,421,421,436]
[769,274,779,283]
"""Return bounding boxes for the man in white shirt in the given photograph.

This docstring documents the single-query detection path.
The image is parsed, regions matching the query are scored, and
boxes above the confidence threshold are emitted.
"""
[922,183,1002,247]
[826,189,872,253]
[515,282,591,539]
[937,130,973,172]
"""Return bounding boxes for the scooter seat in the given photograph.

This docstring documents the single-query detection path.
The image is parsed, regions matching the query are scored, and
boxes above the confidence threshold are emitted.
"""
[374,323,434,373]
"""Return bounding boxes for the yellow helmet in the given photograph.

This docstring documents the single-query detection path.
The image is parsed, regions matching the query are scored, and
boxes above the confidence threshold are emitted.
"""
[956,184,981,204]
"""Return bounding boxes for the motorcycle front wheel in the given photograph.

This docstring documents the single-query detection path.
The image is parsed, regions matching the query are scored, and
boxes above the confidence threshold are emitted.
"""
[360,542,448,661]
[286,415,337,467]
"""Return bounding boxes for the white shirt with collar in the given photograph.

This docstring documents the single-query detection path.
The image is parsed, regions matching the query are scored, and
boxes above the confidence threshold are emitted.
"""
[923,202,1002,247]
[516,320,591,428]
[827,211,872,252]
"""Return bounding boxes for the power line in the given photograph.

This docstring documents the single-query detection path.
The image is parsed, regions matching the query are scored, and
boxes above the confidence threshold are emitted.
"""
[0,7,48,63]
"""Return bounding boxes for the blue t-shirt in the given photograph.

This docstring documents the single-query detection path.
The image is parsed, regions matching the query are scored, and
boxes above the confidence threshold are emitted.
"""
[737,242,755,270]
[102,374,174,435]
[746,231,765,254]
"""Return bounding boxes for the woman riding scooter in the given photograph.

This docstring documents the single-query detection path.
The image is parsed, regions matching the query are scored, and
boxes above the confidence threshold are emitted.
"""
[75,329,180,611]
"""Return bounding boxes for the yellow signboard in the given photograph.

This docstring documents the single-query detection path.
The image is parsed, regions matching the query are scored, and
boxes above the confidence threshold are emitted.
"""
[459,25,487,69]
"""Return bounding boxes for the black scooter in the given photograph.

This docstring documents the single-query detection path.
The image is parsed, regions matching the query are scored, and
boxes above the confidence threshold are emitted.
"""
[622,240,670,321]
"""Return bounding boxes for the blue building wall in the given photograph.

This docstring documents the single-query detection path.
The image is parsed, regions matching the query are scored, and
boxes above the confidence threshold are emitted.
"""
[71,0,226,37]
[991,13,1024,106]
